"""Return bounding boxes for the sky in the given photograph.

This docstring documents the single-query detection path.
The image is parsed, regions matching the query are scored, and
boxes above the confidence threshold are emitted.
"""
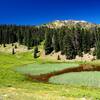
[0,0,100,25]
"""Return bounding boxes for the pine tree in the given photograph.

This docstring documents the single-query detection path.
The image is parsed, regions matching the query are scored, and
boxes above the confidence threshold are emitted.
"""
[57,55,61,60]
[59,27,66,54]
[44,29,53,55]
[12,48,15,55]
[96,41,100,59]
[34,46,38,58]
[63,32,76,59]
[95,27,100,59]
[52,30,60,52]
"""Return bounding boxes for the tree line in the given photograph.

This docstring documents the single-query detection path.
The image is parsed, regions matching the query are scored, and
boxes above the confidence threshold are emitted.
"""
[0,24,100,59]
[44,26,100,59]
[0,25,45,49]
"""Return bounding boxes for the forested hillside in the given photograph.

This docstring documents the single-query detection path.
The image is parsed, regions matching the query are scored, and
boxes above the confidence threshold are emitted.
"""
[0,20,100,59]
[44,26,100,59]
[0,25,45,49]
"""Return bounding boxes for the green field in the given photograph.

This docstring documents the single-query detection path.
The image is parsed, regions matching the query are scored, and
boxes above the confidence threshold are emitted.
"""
[15,63,79,76]
[1,52,100,99]
[49,72,100,87]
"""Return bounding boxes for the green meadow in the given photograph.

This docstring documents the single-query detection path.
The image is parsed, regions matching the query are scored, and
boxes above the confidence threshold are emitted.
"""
[0,52,100,100]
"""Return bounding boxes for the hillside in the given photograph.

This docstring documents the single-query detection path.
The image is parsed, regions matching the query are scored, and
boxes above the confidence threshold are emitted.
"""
[0,20,100,61]
[0,43,95,61]
[0,20,100,100]
[42,20,97,29]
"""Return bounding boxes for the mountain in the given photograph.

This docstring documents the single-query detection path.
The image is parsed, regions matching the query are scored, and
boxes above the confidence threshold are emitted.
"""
[42,20,97,29]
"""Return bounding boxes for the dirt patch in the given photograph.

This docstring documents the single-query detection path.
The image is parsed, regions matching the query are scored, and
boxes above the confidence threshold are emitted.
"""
[0,43,32,53]
[40,49,96,62]
[26,64,100,82]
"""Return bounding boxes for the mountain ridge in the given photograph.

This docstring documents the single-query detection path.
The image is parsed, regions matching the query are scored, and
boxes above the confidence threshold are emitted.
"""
[42,19,98,29]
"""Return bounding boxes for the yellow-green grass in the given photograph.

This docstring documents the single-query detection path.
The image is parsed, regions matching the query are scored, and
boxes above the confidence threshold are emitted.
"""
[49,72,100,88]
[0,52,100,99]
[0,52,35,87]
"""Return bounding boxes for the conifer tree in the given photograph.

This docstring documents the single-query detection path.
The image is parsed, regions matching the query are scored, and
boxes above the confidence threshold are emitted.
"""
[44,29,53,55]
[12,48,15,55]
[34,46,38,58]
[96,41,100,59]
[52,30,60,52]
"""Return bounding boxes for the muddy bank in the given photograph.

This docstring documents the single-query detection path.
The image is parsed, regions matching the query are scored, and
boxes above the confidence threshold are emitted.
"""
[26,64,100,82]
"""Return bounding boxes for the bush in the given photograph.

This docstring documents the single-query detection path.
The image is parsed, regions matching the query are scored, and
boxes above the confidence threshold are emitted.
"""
[12,43,14,46]
[15,45,17,49]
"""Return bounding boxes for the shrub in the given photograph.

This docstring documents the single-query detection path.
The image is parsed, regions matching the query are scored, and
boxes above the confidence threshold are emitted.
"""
[15,45,17,49]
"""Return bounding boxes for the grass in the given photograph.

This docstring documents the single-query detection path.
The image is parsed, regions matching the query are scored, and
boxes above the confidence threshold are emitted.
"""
[1,51,100,99]
[49,72,100,88]
[15,63,79,76]
[0,52,35,87]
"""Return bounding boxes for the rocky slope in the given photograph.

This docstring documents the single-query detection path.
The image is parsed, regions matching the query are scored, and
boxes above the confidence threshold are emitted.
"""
[42,20,98,29]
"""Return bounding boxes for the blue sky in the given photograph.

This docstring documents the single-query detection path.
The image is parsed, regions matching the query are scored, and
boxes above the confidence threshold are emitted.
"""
[0,0,100,25]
